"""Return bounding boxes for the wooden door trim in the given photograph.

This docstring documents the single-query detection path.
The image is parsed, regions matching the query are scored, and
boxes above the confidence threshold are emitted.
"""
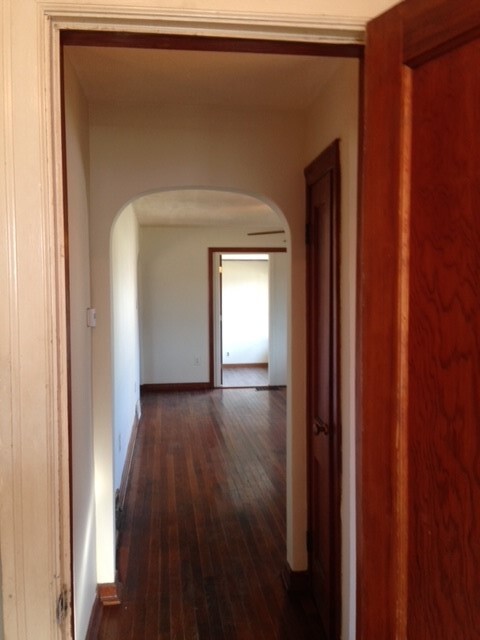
[305,139,342,639]
[358,5,408,638]
[61,29,363,58]
[360,1,480,633]
[404,0,480,66]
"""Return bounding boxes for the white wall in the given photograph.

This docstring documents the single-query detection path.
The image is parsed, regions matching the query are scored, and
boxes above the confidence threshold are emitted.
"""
[305,58,359,640]
[64,56,98,640]
[140,225,209,384]
[111,205,141,491]
[89,103,306,582]
[139,225,285,383]
[268,252,288,386]
[222,259,269,365]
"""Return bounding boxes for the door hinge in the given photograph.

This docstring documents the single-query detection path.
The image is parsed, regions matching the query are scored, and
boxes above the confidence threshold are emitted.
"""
[56,587,69,625]
[305,222,311,245]
[306,530,313,554]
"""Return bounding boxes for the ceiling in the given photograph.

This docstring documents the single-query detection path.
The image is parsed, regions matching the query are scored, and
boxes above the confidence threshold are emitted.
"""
[132,189,281,228]
[66,46,342,229]
[66,46,342,110]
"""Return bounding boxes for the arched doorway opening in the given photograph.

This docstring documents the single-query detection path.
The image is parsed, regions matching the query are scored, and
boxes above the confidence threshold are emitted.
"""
[108,187,291,594]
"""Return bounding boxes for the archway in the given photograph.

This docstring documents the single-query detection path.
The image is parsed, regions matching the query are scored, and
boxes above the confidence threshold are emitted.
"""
[110,186,289,413]
[108,187,291,591]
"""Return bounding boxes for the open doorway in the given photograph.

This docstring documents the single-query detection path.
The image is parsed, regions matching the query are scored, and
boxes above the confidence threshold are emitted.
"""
[221,253,270,387]
[211,249,287,388]
[63,34,360,640]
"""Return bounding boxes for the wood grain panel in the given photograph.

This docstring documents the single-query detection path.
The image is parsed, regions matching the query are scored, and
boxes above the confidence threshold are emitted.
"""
[407,37,480,637]
[360,0,480,637]
[357,5,408,638]
[404,0,480,67]
[61,30,363,59]
[305,140,341,640]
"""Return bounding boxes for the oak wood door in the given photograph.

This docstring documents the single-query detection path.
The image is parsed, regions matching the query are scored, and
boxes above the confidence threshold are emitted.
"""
[306,140,341,639]
[359,1,480,637]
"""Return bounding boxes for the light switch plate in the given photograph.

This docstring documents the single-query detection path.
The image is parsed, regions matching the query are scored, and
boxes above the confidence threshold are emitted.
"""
[86,307,96,328]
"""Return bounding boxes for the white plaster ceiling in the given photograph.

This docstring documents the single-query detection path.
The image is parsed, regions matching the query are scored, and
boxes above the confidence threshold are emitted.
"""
[66,46,341,110]
[67,46,341,229]
[132,189,281,228]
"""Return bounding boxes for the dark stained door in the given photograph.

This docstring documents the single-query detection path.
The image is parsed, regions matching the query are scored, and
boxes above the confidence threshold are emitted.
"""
[305,140,341,639]
[359,1,480,638]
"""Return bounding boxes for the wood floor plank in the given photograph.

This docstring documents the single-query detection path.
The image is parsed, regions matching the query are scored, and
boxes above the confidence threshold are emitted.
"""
[221,364,269,387]
[91,388,323,639]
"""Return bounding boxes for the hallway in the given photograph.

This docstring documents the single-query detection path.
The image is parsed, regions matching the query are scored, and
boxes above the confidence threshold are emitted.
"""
[89,388,323,639]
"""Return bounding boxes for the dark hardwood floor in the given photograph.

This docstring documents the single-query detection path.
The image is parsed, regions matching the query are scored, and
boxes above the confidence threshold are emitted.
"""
[89,388,323,639]
[221,364,269,387]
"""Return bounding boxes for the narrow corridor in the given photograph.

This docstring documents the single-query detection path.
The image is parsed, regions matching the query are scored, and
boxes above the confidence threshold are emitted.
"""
[89,388,323,639]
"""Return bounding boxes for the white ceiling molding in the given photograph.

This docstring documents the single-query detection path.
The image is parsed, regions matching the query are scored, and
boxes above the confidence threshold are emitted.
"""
[43,5,366,45]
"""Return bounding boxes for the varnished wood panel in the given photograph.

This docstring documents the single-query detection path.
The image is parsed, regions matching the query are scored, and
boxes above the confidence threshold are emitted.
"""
[61,30,363,59]
[91,389,324,639]
[358,5,407,638]
[98,582,122,606]
[404,0,480,67]
[305,140,341,639]
[407,37,480,637]
[360,0,480,638]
